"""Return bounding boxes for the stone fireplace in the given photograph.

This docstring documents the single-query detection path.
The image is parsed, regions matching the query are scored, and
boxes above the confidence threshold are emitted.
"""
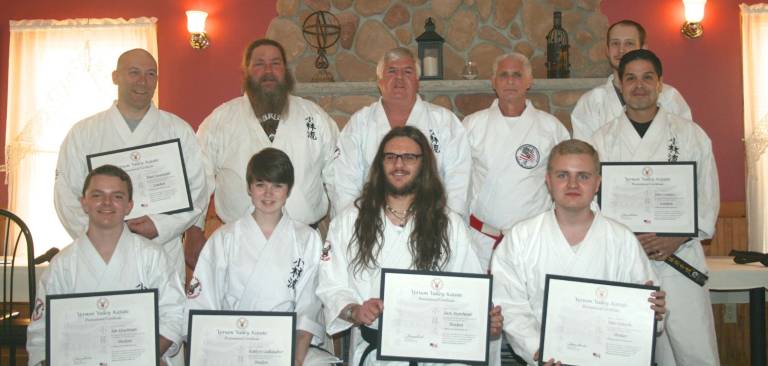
[267,0,611,132]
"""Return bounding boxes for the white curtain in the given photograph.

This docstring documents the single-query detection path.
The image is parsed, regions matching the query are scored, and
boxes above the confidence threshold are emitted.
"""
[741,4,768,252]
[5,17,158,260]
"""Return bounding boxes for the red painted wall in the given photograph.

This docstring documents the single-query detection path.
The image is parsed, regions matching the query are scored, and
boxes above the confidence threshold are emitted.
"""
[602,0,755,202]
[0,0,277,208]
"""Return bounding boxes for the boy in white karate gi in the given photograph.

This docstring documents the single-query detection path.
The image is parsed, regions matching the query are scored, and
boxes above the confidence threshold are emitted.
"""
[186,148,326,366]
[27,164,185,366]
[491,140,667,365]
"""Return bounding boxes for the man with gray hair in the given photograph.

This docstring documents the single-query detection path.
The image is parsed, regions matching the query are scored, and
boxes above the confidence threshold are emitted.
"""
[331,47,471,218]
[463,52,569,272]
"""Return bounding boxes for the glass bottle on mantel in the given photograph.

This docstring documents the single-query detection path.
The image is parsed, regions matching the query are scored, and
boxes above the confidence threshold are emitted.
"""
[546,11,570,78]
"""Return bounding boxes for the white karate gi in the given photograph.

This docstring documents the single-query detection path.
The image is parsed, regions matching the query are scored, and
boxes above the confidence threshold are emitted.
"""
[463,99,570,271]
[317,208,485,366]
[590,108,720,365]
[54,103,208,277]
[491,209,660,366]
[26,227,185,366]
[331,97,471,218]
[197,95,339,225]
[185,212,325,342]
[571,74,692,140]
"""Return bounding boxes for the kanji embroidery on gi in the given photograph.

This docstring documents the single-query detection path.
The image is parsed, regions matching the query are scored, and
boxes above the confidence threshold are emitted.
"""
[287,258,305,289]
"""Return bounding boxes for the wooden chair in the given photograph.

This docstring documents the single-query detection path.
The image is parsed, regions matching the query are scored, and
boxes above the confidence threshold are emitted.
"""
[0,209,35,366]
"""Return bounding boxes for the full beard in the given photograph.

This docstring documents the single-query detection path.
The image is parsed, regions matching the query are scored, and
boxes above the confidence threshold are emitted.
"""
[244,74,291,119]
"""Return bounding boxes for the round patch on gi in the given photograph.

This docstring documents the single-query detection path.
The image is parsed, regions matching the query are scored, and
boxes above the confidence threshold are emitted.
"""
[515,144,540,169]
[31,298,44,321]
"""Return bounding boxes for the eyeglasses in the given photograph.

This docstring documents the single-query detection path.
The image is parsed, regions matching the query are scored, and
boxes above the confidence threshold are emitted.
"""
[383,152,422,164]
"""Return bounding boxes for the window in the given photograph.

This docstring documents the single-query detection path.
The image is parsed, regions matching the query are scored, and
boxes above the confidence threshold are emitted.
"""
[741,4,768,252]
[5,17,158,259]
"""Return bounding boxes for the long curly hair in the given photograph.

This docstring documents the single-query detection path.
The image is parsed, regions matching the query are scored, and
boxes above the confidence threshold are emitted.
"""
[349,126,451,276]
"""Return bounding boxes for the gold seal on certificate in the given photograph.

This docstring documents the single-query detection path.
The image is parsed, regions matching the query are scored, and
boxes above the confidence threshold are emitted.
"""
[46,289,159,366]
[599,162,698,236]
[378,269,491,364]
[187,310,296,366]
[540,275,659,366]
[86,139,193,220]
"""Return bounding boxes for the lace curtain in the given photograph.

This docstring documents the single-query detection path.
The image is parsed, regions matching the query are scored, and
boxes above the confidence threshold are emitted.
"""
[5,17,158,259]
[741,4,768,252]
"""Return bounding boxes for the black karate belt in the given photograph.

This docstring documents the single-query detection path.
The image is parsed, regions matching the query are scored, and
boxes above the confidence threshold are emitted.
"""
[359,326,417,366]
[729,249,768,266]
[665,254,708,286]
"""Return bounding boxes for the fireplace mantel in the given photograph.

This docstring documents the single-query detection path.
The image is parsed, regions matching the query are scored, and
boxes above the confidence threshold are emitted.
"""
[295,78,606,97]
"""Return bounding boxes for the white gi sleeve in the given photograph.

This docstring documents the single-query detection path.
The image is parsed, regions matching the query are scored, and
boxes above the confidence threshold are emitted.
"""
[661,85,693,121]
[447,213,482,274]
[26,265,60,366]
[330,113,366,217]
[193,110,222,229]
[316,212,361,335]
[692,128,719,240]
[571,91,602,140]
[147,123,207,244]
[490,232,541,366]
[145,245,186,349]
[315,105,340,211]
[294,229,327,343]
[185,230,229,323]
[53,129,89,239]
[438,111,472,219]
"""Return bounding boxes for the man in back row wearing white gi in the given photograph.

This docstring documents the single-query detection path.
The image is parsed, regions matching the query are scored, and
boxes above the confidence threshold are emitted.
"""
[463,52,570,272]
[332,47,471,219]
[571,19,691,140]
[186,38,339,267]
[589,49,720,365]
[54,49,208,282]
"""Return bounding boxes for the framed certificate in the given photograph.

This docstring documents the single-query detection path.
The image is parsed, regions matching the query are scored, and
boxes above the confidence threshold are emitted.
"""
[378,268,492,364]
[598,162,698,236]
[46,289,159,366]
[539,275,659,366]
[187,310,296,366]
[86,139,194,220]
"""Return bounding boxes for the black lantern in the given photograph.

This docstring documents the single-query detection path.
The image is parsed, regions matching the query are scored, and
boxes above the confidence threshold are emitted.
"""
[546,11,570,78]
[416,18,444,80]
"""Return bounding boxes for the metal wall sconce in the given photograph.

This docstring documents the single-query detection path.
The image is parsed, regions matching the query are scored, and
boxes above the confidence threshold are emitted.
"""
[186,10,210,49]
[681,0,706,39]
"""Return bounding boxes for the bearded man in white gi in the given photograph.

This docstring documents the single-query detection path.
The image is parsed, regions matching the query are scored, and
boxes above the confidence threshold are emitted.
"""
[491,140,667,366]
[187,38,339,268]
[590,49,720,365]
[28,165,185,366]
[317,126,501,366]
[331,47,470,218]
[571,20,691,140]
[463,52,569,272]
[54,49,207,280]
[186,148,326,366]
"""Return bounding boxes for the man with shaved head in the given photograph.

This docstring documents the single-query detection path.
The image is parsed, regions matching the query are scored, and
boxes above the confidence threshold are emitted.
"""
[54,49,208,290]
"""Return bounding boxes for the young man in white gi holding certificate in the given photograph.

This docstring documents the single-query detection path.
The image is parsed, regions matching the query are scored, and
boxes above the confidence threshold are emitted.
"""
[491,140,667,366]
[571,20,691,140]
[28,165,186,366]
[317,126,502,366]
[463,52,569,272]
[590,49,720,365]
[54,49,208,281]
[331,47,471,218]
[185,148,326,366]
